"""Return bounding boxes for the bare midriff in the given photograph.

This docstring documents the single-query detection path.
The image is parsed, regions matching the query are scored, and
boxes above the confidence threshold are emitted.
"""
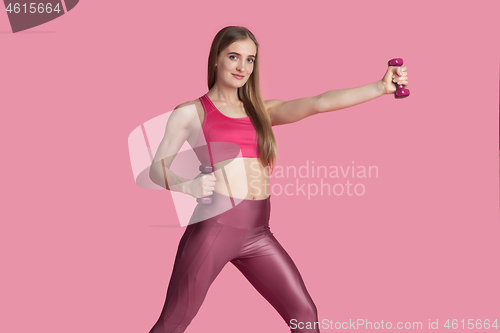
[212,157,270,200]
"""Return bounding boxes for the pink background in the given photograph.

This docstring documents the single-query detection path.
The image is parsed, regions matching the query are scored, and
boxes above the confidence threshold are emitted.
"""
[1,0,499,332]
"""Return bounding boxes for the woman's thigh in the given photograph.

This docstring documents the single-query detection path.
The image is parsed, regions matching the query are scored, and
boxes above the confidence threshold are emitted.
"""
[230,231,318,329]
[154,218,248,331]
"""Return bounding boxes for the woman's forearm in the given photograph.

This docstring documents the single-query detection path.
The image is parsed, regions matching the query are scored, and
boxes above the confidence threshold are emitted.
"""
[149,159,191,194]
[317,80,385,113]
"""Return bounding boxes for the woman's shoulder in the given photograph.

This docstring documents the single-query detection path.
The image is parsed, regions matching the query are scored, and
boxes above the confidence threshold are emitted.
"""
[172,97,205,129]
[174,98,201,110]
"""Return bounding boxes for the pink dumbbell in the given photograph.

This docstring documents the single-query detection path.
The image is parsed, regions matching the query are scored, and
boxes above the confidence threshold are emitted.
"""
[196,164,214,204]
[388,58,410,98]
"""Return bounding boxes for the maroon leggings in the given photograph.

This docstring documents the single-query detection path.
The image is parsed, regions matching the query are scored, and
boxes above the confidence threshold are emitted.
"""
[149,192,319,333]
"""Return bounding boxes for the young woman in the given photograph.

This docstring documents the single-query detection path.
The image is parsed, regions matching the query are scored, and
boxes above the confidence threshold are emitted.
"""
[148,26,409,333]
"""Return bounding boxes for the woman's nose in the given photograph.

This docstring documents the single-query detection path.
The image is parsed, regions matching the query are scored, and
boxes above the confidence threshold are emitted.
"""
[236,60,246,72]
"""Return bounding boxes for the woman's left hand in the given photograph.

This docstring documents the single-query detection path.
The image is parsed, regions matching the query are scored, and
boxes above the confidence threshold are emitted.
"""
[381,66,409,95]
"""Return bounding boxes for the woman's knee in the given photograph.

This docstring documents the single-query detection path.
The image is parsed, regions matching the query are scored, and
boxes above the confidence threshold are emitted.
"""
[292,300,318,322]
[288,303,320,333]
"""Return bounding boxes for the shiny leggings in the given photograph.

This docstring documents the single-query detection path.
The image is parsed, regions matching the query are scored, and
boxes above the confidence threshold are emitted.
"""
[149,192,319,333]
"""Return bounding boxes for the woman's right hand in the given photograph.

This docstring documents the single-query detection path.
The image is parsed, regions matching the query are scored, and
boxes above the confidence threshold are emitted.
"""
[185,172,217,199]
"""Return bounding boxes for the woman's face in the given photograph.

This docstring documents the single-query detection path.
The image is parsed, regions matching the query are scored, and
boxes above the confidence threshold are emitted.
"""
[215,39,256,88]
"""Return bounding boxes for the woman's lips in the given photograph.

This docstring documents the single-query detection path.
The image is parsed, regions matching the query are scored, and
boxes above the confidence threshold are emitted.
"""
[232,74,244,79]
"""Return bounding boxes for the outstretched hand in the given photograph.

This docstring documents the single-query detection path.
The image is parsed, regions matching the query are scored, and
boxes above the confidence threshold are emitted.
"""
[381,65,409,95]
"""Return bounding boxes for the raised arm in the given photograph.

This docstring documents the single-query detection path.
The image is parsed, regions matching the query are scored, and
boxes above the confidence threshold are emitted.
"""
[267,65,408,126]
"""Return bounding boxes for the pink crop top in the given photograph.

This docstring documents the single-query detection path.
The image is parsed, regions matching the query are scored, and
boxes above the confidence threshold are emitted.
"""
[194,93,259,165]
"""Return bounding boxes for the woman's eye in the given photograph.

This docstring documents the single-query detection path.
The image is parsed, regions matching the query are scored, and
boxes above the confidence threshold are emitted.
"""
[229,55,253,63]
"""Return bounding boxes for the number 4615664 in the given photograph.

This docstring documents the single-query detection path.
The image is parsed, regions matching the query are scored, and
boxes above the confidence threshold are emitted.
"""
[6,3,62,14]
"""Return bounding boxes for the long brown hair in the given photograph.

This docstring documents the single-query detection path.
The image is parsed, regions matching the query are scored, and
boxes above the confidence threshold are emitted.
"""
[207,26,277,173]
